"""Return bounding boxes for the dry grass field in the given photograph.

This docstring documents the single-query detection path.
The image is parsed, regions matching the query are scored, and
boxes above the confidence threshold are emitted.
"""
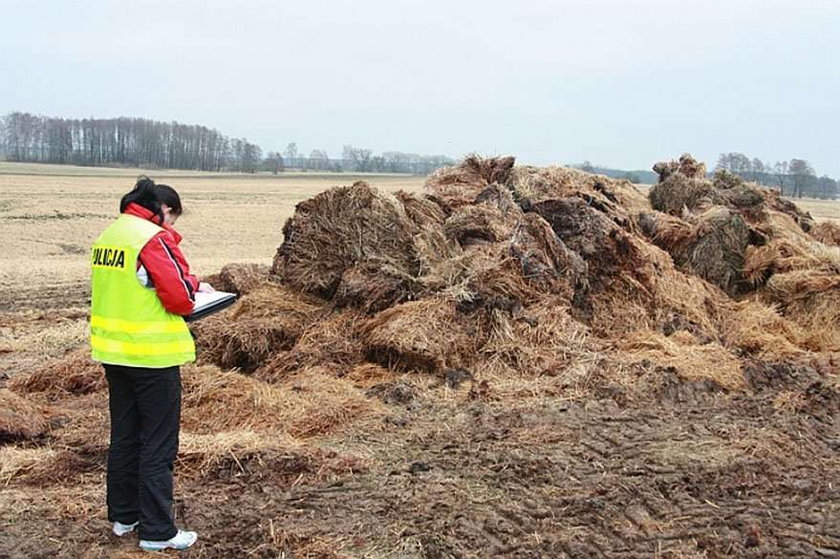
[0,162,425,281]
[1,160,839,558]
[796,197,840,222]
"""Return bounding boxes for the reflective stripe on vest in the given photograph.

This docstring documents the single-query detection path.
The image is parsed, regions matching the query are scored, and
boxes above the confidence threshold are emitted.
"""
[90,214,195,368]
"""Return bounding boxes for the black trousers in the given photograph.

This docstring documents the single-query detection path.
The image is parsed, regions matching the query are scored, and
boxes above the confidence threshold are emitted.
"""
[105,364,181,541]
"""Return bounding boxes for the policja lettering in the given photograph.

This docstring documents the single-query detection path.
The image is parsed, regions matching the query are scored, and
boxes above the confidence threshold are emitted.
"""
[92,246,127,270]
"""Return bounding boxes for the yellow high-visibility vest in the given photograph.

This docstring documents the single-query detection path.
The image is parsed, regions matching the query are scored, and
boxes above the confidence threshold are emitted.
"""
[90,214,195,368]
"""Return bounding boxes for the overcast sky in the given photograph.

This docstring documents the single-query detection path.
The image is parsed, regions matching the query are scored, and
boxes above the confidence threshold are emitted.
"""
[2,0,838,175]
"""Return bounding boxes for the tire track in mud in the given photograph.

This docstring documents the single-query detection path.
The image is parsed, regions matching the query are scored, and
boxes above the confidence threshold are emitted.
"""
[187,371,839,558]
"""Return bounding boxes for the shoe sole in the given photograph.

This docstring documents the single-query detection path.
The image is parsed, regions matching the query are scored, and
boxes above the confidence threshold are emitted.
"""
[139,545,193,551]
[139,539,197,552]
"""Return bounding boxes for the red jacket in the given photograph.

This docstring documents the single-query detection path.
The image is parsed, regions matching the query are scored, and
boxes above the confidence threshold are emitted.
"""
[124,203,199,316]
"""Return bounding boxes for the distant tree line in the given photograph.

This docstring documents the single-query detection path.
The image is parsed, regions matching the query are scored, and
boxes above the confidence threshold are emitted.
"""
[575,160,657,185]
[716,152,837,200]
[0,112,455,176]
[0,111,264,172]
[261,142,455,175]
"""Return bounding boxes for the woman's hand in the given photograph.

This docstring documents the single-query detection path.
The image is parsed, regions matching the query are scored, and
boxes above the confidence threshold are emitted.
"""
[198,282,216,293]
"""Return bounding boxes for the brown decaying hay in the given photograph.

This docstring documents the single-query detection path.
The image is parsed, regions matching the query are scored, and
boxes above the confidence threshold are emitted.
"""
[361,298,480,374]
[182,364,383,439]
[176,430,299,477]
[7,347,104,398]
[425,154,516,207]
[650,207,752,296]
[0,389,49,442]
[213,262,272,294]
[509,212,588,297]
[719,300,806,359]
[343,362,400,389]
[638,210,692,247]
[810,220,840,247]
[444,202,519,246]
[761,271,840,351]
[743,234,840,286]
[650,154,814,234]
[449,169,734,341]
[1,361,377,486]
[529,197,646,283]
[440,244,545,313]
[394,191,454,264]
[653,153,708,181]
[532,201,726,340]
[191,154,837,398]
[478,298,597,381]
[574,234,731,342]
[1,447,58,483]
[177,430,366,488]
[255,309,366,383]
[193,284,326,371]
[649,172,720,215]
[508,164,649,220]
[616,330,745,391]
[272,181,454,302]
[756,188,815,231]
[332,262,417,314]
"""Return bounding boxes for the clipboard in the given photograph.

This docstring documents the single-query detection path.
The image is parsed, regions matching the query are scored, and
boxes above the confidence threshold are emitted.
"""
[186,291,237,322]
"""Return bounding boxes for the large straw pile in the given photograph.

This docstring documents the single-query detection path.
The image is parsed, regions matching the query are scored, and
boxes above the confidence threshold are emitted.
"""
[5,158,834,459]
[191,154,838,394]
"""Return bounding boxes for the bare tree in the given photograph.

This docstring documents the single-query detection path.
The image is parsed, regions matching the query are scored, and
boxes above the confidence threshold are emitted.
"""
[773,161,789,195]
[284,142,298,168]
[788,159,815,198]
[816,175,838,200]
[750,158,765,181]
[716,152,750,177]
[264,152,284,174]
[309,149,328,170]
[343,145,372,172]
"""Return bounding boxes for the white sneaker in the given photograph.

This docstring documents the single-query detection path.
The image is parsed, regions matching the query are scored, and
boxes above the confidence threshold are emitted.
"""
[139,529,198,551]
[112,521,138,536]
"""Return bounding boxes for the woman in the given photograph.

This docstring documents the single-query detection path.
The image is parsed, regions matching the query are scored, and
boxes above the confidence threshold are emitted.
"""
[90,176,210,551]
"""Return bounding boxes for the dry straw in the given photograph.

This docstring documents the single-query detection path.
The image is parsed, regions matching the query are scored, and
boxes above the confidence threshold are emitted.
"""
[647,207,751,295]
[194,284,325,371]
[182,364,383,439]
[811,220,840,247]
[616,330,744,391]
[213,262,272,294]
[361,297,479,374]
[7,347,104,398]
[273,181,453,302]
[0,389,48,442]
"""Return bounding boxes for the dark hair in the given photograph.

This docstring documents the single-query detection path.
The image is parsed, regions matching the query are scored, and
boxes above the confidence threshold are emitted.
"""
[120,176,183,223]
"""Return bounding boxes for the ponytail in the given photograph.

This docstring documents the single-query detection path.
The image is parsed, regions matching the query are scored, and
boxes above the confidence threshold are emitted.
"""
[120,176,183,223]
